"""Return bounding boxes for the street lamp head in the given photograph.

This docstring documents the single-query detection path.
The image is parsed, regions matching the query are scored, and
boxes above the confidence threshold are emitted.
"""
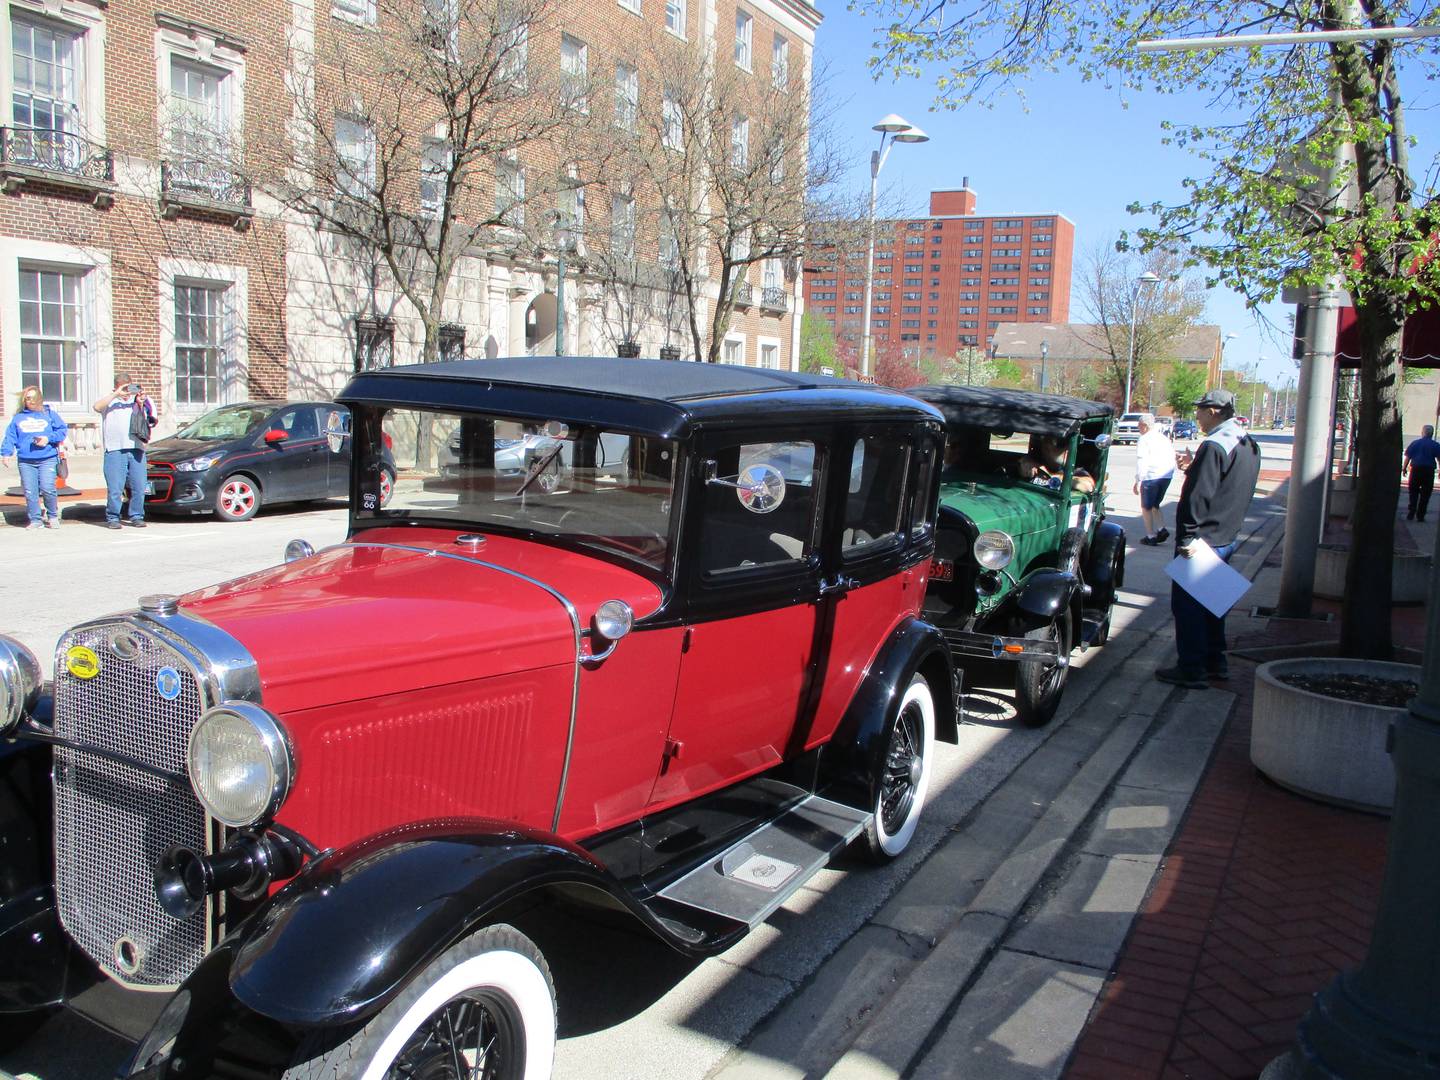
[892,126,929,143]
[872,113,914,133]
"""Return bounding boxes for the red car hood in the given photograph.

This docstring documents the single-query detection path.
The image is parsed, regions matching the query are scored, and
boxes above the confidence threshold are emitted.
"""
[178,527,665,714]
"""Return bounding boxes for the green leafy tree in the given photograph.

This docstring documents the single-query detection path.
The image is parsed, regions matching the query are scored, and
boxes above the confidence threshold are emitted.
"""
[799,312,840,375]
[1165,363,1209,418]
[861,0,1440,659]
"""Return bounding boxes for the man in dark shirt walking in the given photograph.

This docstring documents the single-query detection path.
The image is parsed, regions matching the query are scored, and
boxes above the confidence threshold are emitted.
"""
[1155,389,1262,689]
[1403,424,1440,521]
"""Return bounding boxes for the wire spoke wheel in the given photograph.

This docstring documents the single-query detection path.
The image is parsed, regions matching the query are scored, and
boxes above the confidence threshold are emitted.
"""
[387,991,521,1080]
[879,701,923,836]
[863,673,935,861]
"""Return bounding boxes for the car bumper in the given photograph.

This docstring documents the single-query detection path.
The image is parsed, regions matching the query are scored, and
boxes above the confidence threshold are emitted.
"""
[938,627,1064,664]
[145,468,219,512]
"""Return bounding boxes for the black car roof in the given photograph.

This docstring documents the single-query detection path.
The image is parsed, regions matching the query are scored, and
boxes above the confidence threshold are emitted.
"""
[338,357,943,437]
[907,384,1113,438]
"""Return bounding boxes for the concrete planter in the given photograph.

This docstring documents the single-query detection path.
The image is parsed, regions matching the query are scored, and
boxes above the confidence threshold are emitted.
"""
[1251,658,1419,813]
[1328,487,1356,518]
[1313,544,1431,603]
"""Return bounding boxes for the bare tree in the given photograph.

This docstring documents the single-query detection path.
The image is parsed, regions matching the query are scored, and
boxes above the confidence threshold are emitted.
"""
[255,0,578,363]
[1076,240,1208,406]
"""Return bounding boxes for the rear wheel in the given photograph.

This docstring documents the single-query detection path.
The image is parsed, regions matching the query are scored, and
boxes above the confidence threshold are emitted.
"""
[379,467,395,508]
[283,924,555,1080]
[1014,614,1071,728]
[214,474,260,522]
[862,674,936,862]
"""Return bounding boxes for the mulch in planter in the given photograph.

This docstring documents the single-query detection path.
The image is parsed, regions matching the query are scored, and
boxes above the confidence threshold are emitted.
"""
[1278,672,1418,708]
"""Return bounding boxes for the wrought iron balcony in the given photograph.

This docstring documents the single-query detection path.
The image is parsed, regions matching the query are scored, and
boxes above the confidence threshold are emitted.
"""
[0,126,115,206]
[160,160,253,230]
[760,286,789,313]
[731,281,754,307]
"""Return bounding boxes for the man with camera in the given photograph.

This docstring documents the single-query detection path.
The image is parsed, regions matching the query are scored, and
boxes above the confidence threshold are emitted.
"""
[94,374,157,530]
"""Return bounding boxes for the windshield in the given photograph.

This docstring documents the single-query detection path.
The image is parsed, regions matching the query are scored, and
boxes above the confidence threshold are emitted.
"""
[355,407,678,573]
[175,404,274,441]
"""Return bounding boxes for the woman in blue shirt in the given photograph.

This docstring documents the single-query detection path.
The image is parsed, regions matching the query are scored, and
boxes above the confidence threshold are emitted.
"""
[1,386,69,528]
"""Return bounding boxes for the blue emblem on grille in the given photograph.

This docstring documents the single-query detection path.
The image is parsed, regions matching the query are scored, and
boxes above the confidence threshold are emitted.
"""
[155,667,183,701]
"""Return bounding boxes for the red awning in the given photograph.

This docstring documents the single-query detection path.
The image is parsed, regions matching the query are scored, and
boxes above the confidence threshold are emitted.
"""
[1334,305,1440,367]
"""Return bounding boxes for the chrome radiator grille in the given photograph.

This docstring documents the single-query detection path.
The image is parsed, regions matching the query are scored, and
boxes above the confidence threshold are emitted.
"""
[52,621,212,989]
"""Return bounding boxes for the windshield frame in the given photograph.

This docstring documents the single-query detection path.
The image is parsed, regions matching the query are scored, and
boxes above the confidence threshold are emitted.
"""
[173,403,278,441]
[349,402,685,582]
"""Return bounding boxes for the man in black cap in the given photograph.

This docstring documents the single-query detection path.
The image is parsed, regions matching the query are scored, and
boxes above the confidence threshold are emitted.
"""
[1155,388,1262,689]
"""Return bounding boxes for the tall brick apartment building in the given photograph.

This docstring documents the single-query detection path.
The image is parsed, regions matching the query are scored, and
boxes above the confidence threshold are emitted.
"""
[805,184,1074,363]
[0,0,817,443]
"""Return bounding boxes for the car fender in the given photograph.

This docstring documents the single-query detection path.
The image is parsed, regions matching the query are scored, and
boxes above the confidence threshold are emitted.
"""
[819,617,957,813]
[1085,520,1126,609]
[1008,568,1083,629]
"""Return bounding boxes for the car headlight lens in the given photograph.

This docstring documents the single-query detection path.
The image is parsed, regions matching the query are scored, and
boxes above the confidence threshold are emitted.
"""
[187,702,293,827]
[594,600,634,641]
[973,530,1015,571]
[176,454,223,472]
[0,635,42,736]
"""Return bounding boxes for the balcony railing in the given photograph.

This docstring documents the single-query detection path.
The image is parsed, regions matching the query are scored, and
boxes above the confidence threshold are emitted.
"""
[160,159,253,230]
[731,281,754,307]
[760,285,789,313]
[0,126,115,205]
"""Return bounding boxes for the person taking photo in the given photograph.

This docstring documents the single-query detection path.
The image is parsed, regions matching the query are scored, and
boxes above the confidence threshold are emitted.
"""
[95,374,157,529]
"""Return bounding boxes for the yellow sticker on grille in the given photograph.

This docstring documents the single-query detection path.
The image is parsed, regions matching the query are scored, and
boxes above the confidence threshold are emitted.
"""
[65,645,100,680]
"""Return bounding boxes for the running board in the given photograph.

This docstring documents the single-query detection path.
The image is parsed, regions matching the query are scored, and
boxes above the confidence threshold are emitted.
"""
[656,795,872,928]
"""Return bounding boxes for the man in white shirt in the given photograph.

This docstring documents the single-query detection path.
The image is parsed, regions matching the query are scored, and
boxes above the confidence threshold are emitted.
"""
[94,374,157,530]
[1133,413,1176,546]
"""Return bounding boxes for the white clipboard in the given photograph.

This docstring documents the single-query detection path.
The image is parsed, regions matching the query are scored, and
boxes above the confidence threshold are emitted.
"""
[1164,539,1251,617]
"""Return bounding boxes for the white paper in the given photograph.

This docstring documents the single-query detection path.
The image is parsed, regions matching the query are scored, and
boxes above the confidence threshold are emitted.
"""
[1164,538,1252,617]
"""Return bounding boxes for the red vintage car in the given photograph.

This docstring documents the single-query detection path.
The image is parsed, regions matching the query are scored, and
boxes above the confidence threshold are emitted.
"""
[0,357,956,1079]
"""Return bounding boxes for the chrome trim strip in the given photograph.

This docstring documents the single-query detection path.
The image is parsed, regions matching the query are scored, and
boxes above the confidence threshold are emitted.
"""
[340,542,584,834]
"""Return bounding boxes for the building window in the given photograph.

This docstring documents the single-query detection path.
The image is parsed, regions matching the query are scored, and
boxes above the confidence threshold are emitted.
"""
[420,138,449,216]
[731,114,749,169]
[618,0,640,14]
[615,62,638,130]
[659,213,680,268]
[335,115,375,197]
[873,319,888,328]
[760,342,779,368]
[611,189,635,258]
[438,323,466,361]
[722,336,744,364]
[560,35,588,112]
[495,157,524,225]
[1032,248,1052,257]
[771,34,789,89]
[665,0,685,34]
[662,91,683,149]
[354,316,394,372]
[734,10,752,69]
[904,263,922,272]
[332,0,376,23]
[10,15,84,167]
[173,283,227,406]
[500,22,528,83]
[167,58,232,193]
[1027,306,1047,315]
[18,266,86,406]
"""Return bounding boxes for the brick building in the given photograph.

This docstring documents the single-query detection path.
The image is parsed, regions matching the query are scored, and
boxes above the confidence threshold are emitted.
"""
[0,0,817,444]
[805,183,1074,363]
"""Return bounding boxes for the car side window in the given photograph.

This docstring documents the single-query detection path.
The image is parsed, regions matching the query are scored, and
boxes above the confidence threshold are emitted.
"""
[842,434,910,557]
[699,440,818,578]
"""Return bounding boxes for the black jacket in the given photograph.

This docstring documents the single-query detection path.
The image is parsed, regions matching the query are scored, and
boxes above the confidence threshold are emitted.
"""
[1175,421,1261,549]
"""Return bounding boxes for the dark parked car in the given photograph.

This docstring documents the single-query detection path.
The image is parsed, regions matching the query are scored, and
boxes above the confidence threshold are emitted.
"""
[1172,419,1199,440]
[145,401,395,521]
[0,358,957,1079]
[910,385,1125,726]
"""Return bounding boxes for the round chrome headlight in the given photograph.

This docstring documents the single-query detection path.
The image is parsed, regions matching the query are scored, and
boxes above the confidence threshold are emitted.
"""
[594,599,634,642]
[0,635,42,735]
[187,702,293,827]
[284,538,315,563]
[973,530,1015,571]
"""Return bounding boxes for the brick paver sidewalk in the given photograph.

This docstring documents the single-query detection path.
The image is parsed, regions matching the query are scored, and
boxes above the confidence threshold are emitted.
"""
[1063,558,1424,1080]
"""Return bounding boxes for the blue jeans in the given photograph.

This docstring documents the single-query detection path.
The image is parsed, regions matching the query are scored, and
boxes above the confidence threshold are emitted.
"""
[104,448,147,522]
[1171,540,1237,675]
[18,457,58,525]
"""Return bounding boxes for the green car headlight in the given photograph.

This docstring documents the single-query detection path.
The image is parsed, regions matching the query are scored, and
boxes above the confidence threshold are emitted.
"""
[973,530,1015,571]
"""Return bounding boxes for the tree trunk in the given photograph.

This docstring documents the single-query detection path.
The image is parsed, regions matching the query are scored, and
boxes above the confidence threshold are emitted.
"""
[1339,295,1406,659]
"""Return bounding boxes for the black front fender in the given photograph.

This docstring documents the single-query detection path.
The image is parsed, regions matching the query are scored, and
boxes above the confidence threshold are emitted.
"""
[1010,569,1082,627]
[819,617,957,813]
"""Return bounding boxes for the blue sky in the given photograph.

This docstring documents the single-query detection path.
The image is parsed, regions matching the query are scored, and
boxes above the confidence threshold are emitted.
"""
[813,7,1440,388]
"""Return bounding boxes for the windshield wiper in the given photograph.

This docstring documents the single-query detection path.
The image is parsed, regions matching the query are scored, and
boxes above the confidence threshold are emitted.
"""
[514,441,565,497]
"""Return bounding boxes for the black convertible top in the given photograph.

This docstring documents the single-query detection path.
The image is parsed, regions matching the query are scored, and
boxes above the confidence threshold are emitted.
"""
[340,356,942,437]
[907,384,1113,438]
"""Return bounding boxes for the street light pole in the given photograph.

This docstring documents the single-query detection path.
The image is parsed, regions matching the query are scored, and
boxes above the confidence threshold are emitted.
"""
[1039,339,1049,392]
[1124,271,1161,414]
[860,115,928,381]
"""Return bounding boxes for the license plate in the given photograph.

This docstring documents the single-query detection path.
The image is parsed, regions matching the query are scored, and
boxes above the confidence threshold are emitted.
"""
[144,481,155,496]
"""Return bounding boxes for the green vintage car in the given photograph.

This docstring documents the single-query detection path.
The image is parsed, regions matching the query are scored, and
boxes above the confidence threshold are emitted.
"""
[909,386,1126,726]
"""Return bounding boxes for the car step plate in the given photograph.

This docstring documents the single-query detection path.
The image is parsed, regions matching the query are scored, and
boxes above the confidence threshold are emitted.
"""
[657,795,871,927]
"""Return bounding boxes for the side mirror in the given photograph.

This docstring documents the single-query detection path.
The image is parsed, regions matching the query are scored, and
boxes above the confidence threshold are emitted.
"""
[1088,434,1113,450]
[264,429,289,445]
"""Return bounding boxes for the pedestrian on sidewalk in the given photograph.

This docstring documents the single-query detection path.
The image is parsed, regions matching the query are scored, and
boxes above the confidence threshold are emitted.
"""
[1155,389,1261,689]
[1402,424,1440,521]
[95,374,157,530]
[1,385,68,529]
[1133,412,1176,546]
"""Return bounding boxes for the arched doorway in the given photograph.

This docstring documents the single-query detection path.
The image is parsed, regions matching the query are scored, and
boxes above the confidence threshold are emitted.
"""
[525,293,557,355]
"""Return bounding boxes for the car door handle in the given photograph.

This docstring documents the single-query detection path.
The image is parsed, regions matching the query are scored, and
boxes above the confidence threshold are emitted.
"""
[817,575,858,598]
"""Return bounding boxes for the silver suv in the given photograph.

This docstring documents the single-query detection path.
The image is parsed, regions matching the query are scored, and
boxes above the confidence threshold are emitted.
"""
[1115,412,1143,444]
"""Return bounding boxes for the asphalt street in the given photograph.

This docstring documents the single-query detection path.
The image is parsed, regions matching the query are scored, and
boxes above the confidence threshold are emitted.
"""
[0,434,1295,1080]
